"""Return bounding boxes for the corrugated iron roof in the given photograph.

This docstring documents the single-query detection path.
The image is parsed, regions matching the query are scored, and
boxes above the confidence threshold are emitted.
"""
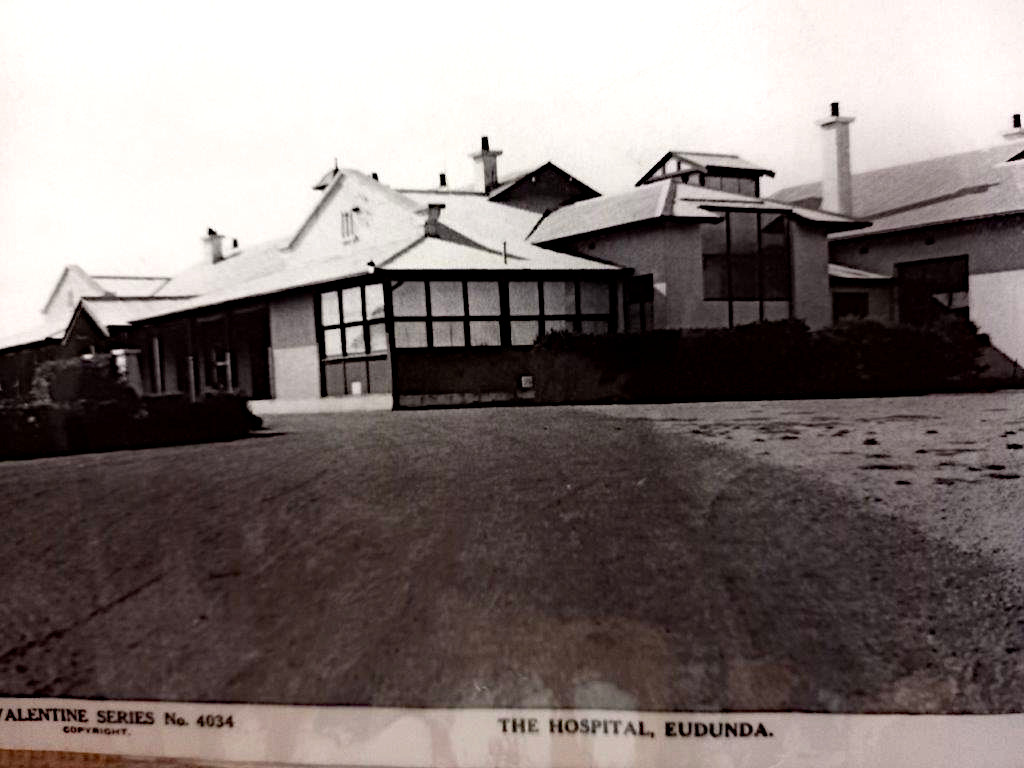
[637,151,775,185]
[136,229,621,324]
[530,180,866,244]
[79,297,197,334]
[0,318,67,351]
[382,235,621,272]
[672,151,775,175]
[91,276,169,297]
[154,238,290,298]
[136,237,422,321]
[772,140,1024,236]
[530,180,722,244]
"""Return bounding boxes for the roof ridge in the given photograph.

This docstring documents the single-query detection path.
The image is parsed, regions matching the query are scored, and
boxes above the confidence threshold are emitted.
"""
[90,274,170,280]
[673,150,741,158]
[782,140,1024,194]
[84,294,195,302]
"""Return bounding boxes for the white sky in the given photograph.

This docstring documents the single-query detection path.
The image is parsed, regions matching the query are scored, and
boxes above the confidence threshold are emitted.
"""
[1,0,1021,333]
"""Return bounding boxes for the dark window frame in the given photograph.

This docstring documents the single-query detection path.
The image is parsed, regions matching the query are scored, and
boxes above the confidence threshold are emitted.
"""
[701,211,793,326]
[390,277,615,349]
[319,283,388,360]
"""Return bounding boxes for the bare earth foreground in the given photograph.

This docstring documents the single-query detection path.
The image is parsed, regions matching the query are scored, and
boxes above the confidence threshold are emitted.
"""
[1,392,1023,712]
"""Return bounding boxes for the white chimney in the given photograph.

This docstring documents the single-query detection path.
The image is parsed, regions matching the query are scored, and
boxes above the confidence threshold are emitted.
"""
[204,228,225,263]
[470,136,502,193]
[819,102,855,216]
[1003,113,1024,141]
[425,203,445,237]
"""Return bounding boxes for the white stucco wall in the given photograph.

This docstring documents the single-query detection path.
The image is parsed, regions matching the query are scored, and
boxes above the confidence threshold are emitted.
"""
[269,294,320,400]
[830,214,1024,357]
[970,269,1024,366]
[790,224,832,330]
[831,215,1024,279]
[288,173,422,261]
[574,219,832,330]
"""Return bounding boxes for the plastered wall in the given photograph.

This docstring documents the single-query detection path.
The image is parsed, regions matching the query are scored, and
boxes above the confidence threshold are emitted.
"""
[269,294,320,400]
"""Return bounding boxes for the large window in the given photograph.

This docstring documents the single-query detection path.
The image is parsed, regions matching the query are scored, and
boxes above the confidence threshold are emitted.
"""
[392,278,613,348]
[319,283,387,358]
[702,175,758,197]
[702,212,791,304]
[896,254,969,325]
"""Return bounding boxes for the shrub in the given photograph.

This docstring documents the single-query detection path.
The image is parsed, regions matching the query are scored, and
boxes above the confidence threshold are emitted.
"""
[529,317,990,404]
[30,354,138,405]
[1,355,261,461]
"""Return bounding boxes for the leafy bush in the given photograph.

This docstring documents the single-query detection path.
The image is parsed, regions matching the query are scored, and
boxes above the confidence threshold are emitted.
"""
[29,354,138,405]
[1,356,262,461]
[529,317,991,404]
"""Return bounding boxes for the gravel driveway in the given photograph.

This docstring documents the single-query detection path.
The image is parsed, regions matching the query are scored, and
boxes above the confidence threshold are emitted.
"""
[1,394,1023,712]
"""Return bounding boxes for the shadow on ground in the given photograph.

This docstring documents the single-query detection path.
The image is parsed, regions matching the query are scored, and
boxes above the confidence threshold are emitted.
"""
[0,406,1022,712]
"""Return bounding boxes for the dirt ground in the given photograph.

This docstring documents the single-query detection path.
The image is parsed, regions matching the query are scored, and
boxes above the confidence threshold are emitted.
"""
[0,393,1022,712]
[588,391,1024,592]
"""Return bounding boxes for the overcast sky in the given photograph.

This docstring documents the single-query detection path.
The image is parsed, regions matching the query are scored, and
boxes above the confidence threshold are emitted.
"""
[1,0,1021,332]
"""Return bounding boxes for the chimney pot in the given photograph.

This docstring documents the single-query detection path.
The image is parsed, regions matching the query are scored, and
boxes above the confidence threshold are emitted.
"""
[203,229,225,264]
[470,136,503,193]
[439,173,447,188]
[819,105,855,216]
[425,203,445,236]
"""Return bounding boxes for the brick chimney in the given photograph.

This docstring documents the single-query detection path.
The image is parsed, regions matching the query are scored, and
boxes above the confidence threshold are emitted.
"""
[1004,113,1024,141]
[203,228,225,263]
[470,136,502,193]
[819,102,855,216]
[425,203,445,237]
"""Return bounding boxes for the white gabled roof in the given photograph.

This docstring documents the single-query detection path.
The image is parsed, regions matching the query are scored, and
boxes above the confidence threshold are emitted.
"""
[0,318,68,351]
[154,238,290,298]
[91,276,169,297]
[77,297,198,335]
[135,236,424,321]
[773,140,1024,238]
[531,179,869,245]
[380,236,620,272]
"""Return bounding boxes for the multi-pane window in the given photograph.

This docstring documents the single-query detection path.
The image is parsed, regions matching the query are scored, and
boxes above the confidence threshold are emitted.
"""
[320,283,386,358]
[702,212,791,302]
[702,176,758,197]
[509,280,610,345]
[392,279,613,349]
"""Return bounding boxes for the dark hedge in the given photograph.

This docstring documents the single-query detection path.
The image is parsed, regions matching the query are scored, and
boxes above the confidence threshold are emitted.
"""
[530,317,994,404]
[1,356,262,461]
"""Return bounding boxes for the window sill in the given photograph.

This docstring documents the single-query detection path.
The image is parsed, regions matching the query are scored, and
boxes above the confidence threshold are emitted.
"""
[323,352,388,362]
